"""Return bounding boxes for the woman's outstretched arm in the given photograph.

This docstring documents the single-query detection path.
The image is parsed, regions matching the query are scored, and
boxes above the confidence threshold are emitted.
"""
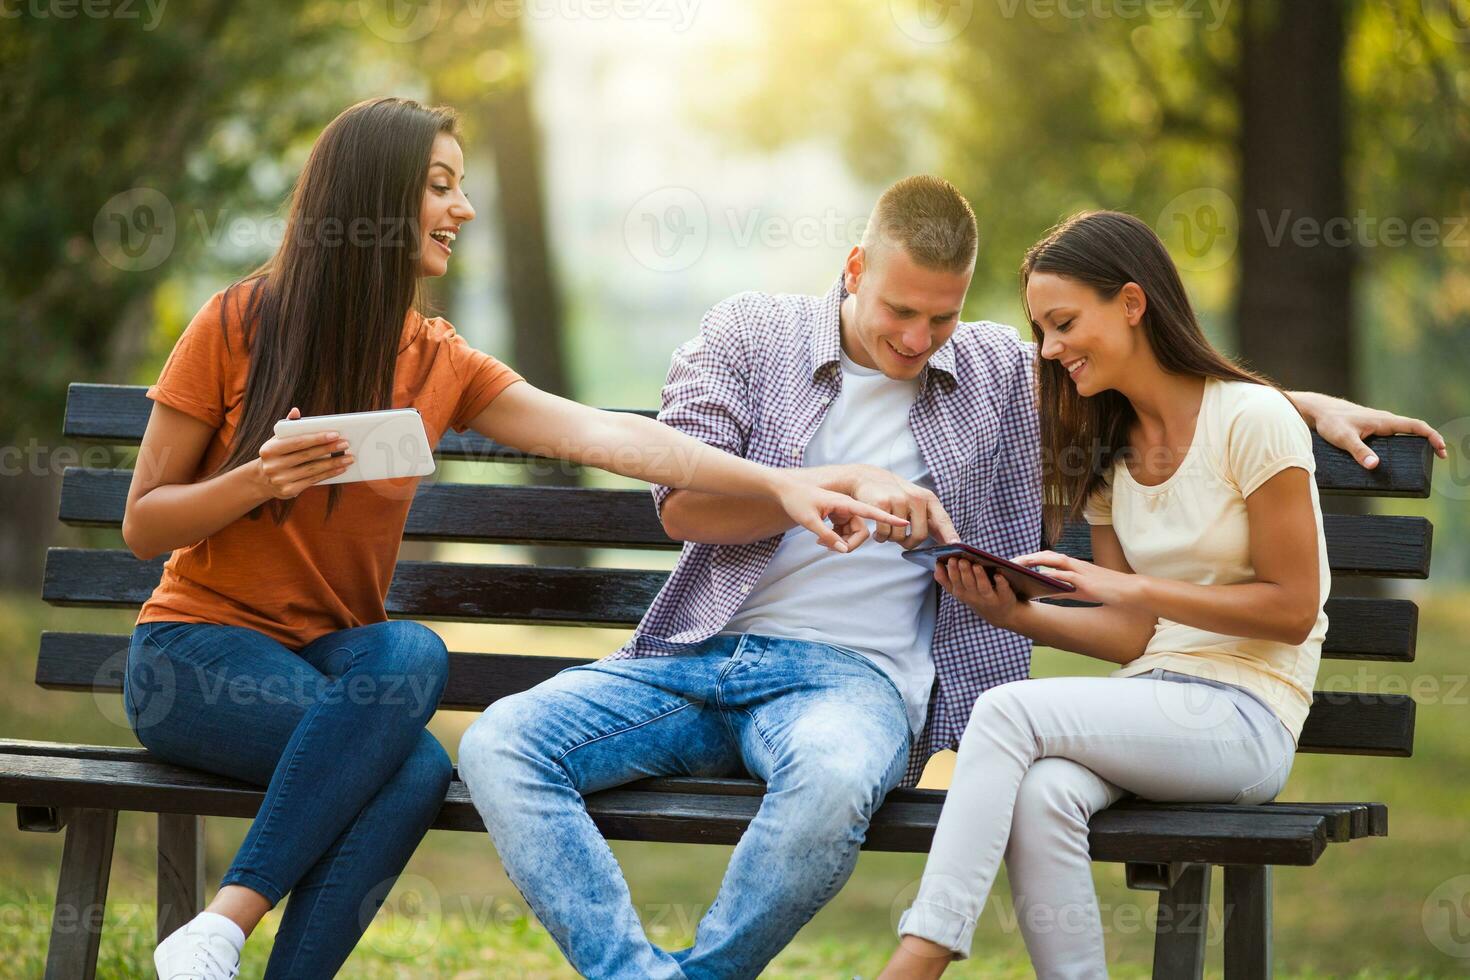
[468,381,908,553]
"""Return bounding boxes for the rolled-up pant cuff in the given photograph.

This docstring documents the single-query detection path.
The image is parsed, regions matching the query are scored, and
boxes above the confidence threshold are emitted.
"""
[220,869,285,907]
[897,900,976,961]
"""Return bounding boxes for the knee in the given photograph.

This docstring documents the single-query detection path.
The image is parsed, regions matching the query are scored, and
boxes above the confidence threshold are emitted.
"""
[776,748,900,835]
[377,621,450,705]
[458,694,544,796]
[1011,758,1095,835]
[959,680,1030,748]
[381,621,449,675]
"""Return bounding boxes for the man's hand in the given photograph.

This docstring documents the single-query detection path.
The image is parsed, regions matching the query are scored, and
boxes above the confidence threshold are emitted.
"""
[816,463,959,549]
[1287,391,1448,469]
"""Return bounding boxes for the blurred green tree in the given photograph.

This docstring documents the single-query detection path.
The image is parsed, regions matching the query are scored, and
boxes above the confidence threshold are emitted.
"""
[705,0,1470,573]
[0,3,366,585]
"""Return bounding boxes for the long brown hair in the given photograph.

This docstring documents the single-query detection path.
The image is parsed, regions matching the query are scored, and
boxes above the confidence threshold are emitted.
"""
[1021,210,1273,543]
[214,97,460,523]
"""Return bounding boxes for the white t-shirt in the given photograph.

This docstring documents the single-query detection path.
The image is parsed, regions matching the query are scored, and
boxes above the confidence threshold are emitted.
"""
[1083,378,1330,744]
[722,349,937,736]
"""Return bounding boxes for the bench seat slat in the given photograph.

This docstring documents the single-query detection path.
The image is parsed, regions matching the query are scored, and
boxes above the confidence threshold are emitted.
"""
[39,551,1421,659]
[63,384,1434,496]
[0,749,1328,864]
[1054,513,1431,579]
[32,633,1416,756]
[60,467,1434,573]
[0,739,1388,844]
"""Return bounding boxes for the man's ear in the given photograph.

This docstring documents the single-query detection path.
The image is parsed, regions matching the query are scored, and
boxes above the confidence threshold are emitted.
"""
[844,244,866,293]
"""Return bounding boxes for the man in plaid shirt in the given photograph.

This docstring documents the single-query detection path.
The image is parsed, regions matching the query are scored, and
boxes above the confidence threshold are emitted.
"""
[460,176,1439,979]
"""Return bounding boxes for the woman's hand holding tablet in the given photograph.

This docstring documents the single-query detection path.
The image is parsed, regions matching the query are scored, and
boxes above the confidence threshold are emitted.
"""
[270,408,435,488]
[902,543,1077,600]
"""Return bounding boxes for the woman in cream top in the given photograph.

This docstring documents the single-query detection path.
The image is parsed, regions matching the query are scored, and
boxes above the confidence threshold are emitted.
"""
[882,210,1330,980]
[1081,373,1329,743]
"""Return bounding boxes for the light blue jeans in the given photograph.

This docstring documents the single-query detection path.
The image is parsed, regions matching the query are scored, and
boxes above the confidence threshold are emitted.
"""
[898,668,1297,978]
[458,633,913,980]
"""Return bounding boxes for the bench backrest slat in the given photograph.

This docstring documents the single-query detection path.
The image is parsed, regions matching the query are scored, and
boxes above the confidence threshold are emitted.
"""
[59,467,1435,576]
[40,548,1417,660]
[65,383,1435,496]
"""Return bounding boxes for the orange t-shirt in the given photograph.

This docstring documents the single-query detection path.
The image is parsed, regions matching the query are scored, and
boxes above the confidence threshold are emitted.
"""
[136,287,523,649]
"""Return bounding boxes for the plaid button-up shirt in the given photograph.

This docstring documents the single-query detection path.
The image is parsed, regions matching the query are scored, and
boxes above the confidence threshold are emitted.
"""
[609,276,1041,787]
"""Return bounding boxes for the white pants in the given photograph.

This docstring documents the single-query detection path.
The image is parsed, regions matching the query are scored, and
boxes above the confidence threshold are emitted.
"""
[897,668,1297,979]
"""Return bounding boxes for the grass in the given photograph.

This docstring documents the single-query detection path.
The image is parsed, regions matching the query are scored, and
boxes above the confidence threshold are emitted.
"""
[1,588,1468,977]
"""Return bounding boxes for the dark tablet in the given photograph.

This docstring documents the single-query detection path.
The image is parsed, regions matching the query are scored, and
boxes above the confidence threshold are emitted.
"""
[902,543,1077,600]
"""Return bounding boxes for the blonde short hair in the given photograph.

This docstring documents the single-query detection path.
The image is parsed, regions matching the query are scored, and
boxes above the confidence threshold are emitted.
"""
[863,175,978,272]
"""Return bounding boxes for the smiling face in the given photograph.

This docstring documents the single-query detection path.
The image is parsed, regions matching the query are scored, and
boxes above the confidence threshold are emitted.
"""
[1025,271,1150,397]
[418,132,475,278]
[841,243,972,380]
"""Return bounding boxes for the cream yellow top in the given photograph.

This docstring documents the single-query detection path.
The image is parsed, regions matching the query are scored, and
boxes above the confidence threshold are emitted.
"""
[1083,378,1330,744]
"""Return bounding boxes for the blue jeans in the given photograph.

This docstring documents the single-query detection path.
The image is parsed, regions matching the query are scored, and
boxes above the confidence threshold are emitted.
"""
[125,619,453,979]
[457,633,913,980]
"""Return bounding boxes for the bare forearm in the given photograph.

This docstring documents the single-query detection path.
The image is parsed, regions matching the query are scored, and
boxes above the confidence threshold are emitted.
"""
[1280,389,1331,427]
[660,489,793,544]
[123,463,270,560]
[1133,577,1315,645]
[662,463,861,544]
[571,412,785,500]
[1007,600,1156,666]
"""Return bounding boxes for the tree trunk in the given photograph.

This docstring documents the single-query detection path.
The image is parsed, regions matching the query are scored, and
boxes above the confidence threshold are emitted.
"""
[1236,0,1353,395]
[1237,0,1371,588]
[0,466,61,591]
[484,45,570,399]
[481,25,584,566]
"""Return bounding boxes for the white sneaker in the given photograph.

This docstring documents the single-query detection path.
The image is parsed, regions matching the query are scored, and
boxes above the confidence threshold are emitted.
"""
[153,918,241,980]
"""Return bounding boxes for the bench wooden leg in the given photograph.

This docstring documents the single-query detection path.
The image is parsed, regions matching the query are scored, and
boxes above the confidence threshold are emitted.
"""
[1152,862,1212,980]
[44,807,118,980]
[158,813,205,944]
[1224,865,1273,979]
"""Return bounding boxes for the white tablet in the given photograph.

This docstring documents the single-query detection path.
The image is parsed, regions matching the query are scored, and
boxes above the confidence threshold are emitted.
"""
[273,408,435,486]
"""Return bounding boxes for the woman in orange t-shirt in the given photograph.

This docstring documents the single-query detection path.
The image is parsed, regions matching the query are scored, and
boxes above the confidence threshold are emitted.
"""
[124,97,900,980]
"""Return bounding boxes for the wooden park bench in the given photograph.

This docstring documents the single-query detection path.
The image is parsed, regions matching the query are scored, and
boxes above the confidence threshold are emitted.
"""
[0,382,1437,978]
